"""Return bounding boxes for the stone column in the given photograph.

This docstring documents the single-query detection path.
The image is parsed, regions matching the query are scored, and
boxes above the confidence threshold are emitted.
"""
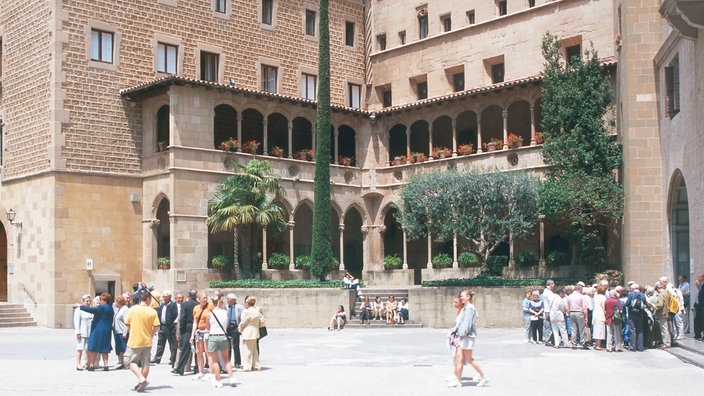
[312,124,316,152]
[402,229,408,270]
[508,232,515,270]
[428,123,434,159]
[288,221,295,270]
[262,117,269,156]
[333,126,339,165]
[287,120,293,159]
[385,129,391,166]
[236,113,243,152]
[539,214,546,271]
[405,126,411,157]
[476,113,483,153]
[451,118,458,157]
[427,234,432,269]
[502,109,508,150]
[261,228,268,270]
[530,104,536,146]
[339,224,345,270]
[453,233,458,268]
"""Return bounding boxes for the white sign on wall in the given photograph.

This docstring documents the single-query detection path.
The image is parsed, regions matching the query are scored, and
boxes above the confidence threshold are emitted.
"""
[86,259,93,271]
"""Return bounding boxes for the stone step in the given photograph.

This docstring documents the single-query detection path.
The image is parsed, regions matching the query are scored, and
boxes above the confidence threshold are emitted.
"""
[0,321,37,328]
[0,303,37,328]
[0,307,29,314]
[666,338,704,369]
[0,312,34,320]
[345,320,423,329]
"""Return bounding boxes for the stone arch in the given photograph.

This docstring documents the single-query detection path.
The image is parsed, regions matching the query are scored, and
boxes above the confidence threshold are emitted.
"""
[214,104,237,149]
[293,200,314,258]
[152,195,171,265]
[241,108,265,154]
[265,199,292,263]
[388,124,408,161]
[480,105,503,145]
[533,96,544,139]
[343,206,364,278]
[409,119,430,155]
[292,116,313,154]
[267,112,288,157]
[457,110,477,152]
[156,105,169,152]
[337,124,356,166]
[507,100,531,147]
[668,170,690,280]
[432,115,453,154]
[381,204,403,261]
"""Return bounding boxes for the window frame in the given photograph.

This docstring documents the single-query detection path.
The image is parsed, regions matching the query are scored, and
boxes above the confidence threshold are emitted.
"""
[382,89,392,108]
[305,9,317,37]
[348,83,362,109]
[498,1,507,16]
[440,13,452,33]
[665,56,680,118]
[417,81,428,100]
[261,0,275,28]
[418,12,428,39]
[215,0,227,13]
[200,51,220,82]
[491,63,505,84]
[90,29,114,64]
[156,42,178,74]
[345,21,355,47]
[377,34,387,51]
[261,64,279,93]
[300,72,317,100]
[399,31,407,45]
[452,72,464,92]
[467,10,476,25]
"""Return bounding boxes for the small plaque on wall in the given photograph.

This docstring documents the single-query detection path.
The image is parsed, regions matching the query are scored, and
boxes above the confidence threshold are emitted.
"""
[86,259,94,271]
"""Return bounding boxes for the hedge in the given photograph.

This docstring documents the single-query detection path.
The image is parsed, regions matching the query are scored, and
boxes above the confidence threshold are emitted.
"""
[210,279,344,288]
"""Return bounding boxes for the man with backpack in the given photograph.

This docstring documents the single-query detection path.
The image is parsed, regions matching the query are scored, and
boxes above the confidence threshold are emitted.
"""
[653,283,672,348]
[624,284,647,352]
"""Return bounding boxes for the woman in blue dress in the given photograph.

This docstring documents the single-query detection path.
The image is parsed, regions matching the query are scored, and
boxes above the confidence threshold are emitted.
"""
[80,293,114,371]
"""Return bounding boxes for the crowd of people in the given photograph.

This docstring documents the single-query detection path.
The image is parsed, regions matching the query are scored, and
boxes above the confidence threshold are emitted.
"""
[73,283,267,392]
[521,274,700,352]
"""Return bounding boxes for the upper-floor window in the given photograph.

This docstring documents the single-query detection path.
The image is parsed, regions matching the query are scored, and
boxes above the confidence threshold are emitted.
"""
[345,21,355,46]
[399,31,407,45]
[301,73,317,100]
[262,64,278,93]
[157,43,178,74]
[305,9,316,36]
[91,29,114,63]
[200,51,219,82]
[418,12,428,39]
[453,72,464,92]
[215,0,227,13]
[528,0,535,7]
[262,0,273,25]
[377,34,386,51]
[348,83,361,108]
[382,89,392,108]
[498,1,507,16]
[566,44,581,64]
[417,81,428,100]
[491,63,504,84]
[665,56,680,118]
[441,14,451,32]
[467,10,476,24]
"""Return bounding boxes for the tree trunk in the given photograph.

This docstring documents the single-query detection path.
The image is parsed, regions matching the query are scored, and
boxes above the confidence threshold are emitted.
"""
[232,227,242,280]
[240,224,253,278]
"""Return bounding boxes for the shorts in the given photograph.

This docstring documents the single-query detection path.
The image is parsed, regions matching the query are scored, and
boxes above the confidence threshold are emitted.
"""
[208,335,230,352]
[76,336,88,351]
[125,346,151,367]
[459,336,476,350]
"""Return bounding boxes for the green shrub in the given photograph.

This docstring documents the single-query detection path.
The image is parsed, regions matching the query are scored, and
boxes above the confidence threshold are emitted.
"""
[268,253,290,270]
[383,254,402,270]
[295,255,312,270]
[457,252,480,268]
[432,253,453,268]
[546,251,569,266]
[210,255,229,270]
[210,279,344,288]
[421,274,585,287]
[515,251,538,267]
[487,255,508,276]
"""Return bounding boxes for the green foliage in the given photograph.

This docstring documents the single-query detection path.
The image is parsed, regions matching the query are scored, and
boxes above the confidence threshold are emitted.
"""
[487,255,508,276]
[515,251,538,267]
[397,169,540,272]
[157,256,170,269]
[432,253,453,268]
[593,269,624,287]
[422,274,585,287]
[457,252,480,268]
[209,279,343,289]
[383,254,403,270]
[311,0,335,281]
[210,255,230,270]
[539,32,623,268]
[268,253,289,270]
[295,255,312,271]
[546,250,569,266]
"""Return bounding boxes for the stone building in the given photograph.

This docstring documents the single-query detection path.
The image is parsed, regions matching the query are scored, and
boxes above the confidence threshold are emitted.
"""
[0,0,697,327]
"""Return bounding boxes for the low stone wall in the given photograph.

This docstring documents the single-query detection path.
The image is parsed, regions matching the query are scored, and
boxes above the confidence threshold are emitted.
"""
[421,267,482,282]
[209,286,526,329]
[362,270,414,286]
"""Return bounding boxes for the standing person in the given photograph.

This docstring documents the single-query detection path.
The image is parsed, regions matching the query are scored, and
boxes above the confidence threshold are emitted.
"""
[566,284,589,350]
[238,296,262,372]
[125,290,160,393]
[205,293,236,388]
[694,274,704,340]
[152,291,178,365]
[542,280,556,346]
[190,292,213,380]
[447,290,488,388]
[445,296,464,383]
[653,283,672,348]
[79,292,114,370]
[549,288,568,348]
[172,293,184,368]
[678,275,690,334]
[173,289,198,375]
[226,294,244,369]
[521,288,533,343]
[592,285,607,350]
[113,295,129,369]
[527,291,544,343]
[73,294,93,370]
[604,289,623,352]
[625,284,648,351]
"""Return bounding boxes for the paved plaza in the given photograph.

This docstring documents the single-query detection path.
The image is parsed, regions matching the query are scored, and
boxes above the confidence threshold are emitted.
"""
[0,326,700,396]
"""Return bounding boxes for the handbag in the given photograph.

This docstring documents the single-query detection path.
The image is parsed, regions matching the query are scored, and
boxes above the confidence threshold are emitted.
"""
[258,310,268,339]
[259,326,268,339]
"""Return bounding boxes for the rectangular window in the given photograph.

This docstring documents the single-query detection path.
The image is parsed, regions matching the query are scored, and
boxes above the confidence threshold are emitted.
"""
[566,44,581,63]
[528,0,535,7]
[382,89,392,108]
[498,1,507,16]
[417,81,428,100]
[418,13,428,39]
[157,43,178,74]
[345,21,355,46]
[491,63,504,84]
[301,73,317,100]
[399,31,406,45]
[200,51,219,82]
[0,38,3,78]
[377,34,386,51]
[467,10,475,24]
[305,9,316,36]
[261,64,278,93]
[215,0,226,13]
[441,14,452,32]
[348,83,361,108]
[665,56,680,118]
[262,0,273,25]
[453,72,464,92]
[91,29,114,63]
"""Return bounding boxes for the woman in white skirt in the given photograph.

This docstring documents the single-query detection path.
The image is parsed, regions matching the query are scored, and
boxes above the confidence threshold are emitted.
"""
[592,284,607,350]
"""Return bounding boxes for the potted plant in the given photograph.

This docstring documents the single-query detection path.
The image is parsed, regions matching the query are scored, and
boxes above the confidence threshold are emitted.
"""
[383,254,402,270]
[338,155,353,166]
[157,256,170,270]
[432,146,451,159]
[408,152,427,163]
[270,145,285,158]
[432,253,453,269]
[483,138,503,152]
[506,133,523,149]
[391,155,407,166]
[242,140,261,154]
[218,137,240,152]
[210,254,230,270]
[295,255,312,270]
[535,132,544,145]
[515,251,538,267]
[268,252,290,269]
[158,141,168,152]
[457,252,480,268]
[457,143,474,156]
[298,148,314,161]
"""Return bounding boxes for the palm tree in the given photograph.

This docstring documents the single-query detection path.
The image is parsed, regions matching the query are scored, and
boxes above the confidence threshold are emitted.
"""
[207,159,286,279]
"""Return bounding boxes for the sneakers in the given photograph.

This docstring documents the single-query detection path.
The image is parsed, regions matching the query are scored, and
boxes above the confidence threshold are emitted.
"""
[476,377,489,387]
[446,378,462,388]
[135,380,149,393]
[213,381,223,388]
[192,373,204,381]
[444,375,457,382]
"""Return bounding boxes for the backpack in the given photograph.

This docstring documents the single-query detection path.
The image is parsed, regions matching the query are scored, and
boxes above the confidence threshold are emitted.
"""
[667,293,680,315]
[630,297,643,312]
[612,302,623,324]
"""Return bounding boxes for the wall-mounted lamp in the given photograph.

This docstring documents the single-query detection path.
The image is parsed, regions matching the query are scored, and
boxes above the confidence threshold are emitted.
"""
[229,78,237,86]
[7,208,22,228]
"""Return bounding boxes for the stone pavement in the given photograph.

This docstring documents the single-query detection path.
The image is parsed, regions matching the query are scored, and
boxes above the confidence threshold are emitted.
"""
[0,326,701,396]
